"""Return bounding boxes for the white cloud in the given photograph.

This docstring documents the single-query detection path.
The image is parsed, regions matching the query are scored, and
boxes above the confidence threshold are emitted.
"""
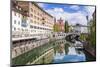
[85,6,95,15]
[46,8,69,20]
[37,3,45,8]
[37,3,95,25]
[70,5,80,10]
[67,12,87,25]
[84,6,95,20]
[46,8,87,25]
[54,8,64,12]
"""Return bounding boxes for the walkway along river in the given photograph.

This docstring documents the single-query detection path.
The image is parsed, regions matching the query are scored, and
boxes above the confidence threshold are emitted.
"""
[12,39,95,66]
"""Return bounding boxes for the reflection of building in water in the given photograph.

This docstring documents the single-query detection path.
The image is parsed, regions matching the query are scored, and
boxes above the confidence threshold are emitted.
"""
[53,39,66,60]
[67,46,86,61]
[12,0,54,58]
[53,39,86,63]
[30,49,54,64]
[56,44,65,55]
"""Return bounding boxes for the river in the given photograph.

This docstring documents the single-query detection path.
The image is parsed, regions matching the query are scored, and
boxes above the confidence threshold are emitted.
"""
[12,39,95,65]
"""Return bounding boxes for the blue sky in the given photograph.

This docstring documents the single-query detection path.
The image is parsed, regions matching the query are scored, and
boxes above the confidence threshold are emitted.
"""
[37,2,95,25]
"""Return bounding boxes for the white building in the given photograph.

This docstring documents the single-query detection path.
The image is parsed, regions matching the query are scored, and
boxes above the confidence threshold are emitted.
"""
[71,24,89,34]
[74,24,81,33]
[12,1,54,41]
[12,1,31,41]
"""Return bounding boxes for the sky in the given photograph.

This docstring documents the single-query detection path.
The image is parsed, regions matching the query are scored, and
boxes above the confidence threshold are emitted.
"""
[37,2,95,25]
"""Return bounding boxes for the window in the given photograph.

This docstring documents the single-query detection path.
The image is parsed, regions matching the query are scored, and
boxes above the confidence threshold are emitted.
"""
[30,25,33,28]
[18,13,20,17]
[30,14,33,17]
[21,17,27,27]
[34,16,36,19]
[34,26,36,29]
[14,20,16,24]
[34,21,36,23]
[37,17,39,20]
[34,10,36,13]
[14,27,16,31]
[31,8,33,12]
[38,13,39,15]
[30,19,33,23]
[18,21,20,25]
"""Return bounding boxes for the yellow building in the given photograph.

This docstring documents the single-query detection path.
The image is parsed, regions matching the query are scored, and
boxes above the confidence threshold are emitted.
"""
[29,2,54,39]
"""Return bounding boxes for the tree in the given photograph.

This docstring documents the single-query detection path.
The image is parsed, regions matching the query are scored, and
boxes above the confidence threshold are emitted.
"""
[90,19,96,49]
[64,21,69,33]
[87,19,96,49]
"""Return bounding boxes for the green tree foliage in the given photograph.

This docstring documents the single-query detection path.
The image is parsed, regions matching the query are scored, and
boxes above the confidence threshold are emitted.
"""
[64,21,69,33]
[80,34,88,41]
[90,19,96,49]
[87,19,96,49]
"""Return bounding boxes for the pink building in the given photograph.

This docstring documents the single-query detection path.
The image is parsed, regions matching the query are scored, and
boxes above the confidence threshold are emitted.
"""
[57,18,65,32]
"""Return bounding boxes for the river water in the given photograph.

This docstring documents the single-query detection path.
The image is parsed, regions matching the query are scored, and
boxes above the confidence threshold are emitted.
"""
[52,39,86,63]
[12,39,95,65]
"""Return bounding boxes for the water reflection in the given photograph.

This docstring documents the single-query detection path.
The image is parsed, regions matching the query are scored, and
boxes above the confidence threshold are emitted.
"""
[12,39,86,65]
[52,39,86,63]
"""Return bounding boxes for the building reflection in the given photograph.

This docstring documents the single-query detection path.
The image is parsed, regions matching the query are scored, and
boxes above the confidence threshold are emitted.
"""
[53,40,86,63]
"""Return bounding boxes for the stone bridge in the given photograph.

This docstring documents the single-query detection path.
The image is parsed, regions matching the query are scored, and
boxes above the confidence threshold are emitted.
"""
[65,32,81,43]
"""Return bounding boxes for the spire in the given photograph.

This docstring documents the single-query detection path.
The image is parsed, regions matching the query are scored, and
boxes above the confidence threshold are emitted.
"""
[60,17,62,20]
[54,17,56,24]
[86,16,88,21]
